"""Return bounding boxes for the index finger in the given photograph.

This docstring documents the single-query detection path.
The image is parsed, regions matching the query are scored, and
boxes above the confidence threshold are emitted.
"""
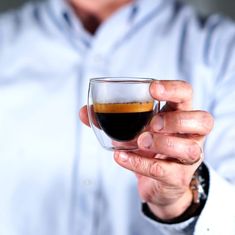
[150,80,193,110]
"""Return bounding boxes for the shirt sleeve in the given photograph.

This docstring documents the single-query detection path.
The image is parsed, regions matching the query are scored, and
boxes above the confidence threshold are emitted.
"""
[194,165,235,234]
[194,15,235,234]
[141,204,197,235]
[141,163,235,234]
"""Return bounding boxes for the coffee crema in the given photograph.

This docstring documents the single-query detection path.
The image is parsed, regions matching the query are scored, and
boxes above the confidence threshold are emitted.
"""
[94,102,154,141]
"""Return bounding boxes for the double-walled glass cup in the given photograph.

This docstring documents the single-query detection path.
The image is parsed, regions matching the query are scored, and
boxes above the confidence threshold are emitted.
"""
[87,77,159,151]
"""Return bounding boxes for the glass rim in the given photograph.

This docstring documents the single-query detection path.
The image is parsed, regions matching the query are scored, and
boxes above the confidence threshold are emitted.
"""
[89,77,155,84]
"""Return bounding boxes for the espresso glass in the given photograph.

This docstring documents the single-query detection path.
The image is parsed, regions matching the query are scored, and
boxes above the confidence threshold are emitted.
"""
[87,77,159,151]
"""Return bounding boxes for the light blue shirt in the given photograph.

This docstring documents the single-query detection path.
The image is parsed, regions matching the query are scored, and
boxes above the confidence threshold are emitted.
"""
[1,0,235,234]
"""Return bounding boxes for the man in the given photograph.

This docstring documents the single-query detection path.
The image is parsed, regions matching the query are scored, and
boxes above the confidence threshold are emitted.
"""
[0,0,235,234]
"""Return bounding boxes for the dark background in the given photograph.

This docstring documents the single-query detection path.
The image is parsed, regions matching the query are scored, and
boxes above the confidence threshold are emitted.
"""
[0,0,235,20]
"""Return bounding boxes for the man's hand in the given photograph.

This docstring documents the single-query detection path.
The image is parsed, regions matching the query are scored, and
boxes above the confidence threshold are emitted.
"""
[79,80,214,220]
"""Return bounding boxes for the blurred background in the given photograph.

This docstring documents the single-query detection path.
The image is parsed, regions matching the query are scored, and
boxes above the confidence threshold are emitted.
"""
[0,0,235,20]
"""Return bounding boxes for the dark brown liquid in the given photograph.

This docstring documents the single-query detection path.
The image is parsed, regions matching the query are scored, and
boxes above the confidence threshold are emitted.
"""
[94,102,153,141]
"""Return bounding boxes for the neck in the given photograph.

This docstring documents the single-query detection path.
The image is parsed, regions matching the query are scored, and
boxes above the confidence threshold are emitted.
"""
[69,0,133,34]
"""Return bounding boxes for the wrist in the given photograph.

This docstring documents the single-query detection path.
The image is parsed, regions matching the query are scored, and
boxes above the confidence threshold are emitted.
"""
[147,188,193,220]
[143,163,209,224]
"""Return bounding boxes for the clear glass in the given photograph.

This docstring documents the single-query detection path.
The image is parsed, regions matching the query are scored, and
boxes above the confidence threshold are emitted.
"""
[87,77,159,151]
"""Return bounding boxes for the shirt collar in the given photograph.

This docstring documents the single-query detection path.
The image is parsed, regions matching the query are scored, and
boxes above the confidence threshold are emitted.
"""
[133,0,168,23]
[48,0,82,30]
[47,0,165,31]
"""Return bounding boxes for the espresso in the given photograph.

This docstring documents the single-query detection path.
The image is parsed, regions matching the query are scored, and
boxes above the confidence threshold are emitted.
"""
[94,102,153,141]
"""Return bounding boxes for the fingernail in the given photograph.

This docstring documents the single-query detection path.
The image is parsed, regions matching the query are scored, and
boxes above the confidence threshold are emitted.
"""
[138,132,153,149]
[151,81,165,95]
[157,83,165,95]
[188,144,200,163]
[151,115,164,131]
[119,152,129,162]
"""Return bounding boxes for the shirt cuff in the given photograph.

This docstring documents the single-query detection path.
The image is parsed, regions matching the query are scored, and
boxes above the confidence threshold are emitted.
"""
[141,163,235,234]
[142,203,197,234]
[141,163,209,234]
[194,164,235,234]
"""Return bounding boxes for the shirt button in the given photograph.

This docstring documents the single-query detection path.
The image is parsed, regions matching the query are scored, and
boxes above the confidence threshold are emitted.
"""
[82,178,93,186]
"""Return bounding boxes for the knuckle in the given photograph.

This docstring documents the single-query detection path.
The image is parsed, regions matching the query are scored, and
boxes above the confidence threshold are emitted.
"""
[202,111,214,132]
[165,136,175,149]
[129,156,142,171]
[176,112,184,129]
[148,161,164,178]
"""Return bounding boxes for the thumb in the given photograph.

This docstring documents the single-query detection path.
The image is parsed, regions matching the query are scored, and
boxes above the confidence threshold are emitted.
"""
[79,105,90,127]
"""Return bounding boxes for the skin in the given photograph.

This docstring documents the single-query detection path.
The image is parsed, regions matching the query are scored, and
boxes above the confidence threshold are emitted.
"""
[80,80,214,220]
[69,0,132,33]
[74,1,214,220]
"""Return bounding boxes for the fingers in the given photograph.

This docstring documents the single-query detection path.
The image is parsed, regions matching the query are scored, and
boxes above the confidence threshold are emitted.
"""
[114,151,196,185]
[114,151,165,180]
[79,105,90,127]
[135,104,213,165]
[150,110,214,135]
[146,80,213,165]
[137,132,202,164]
[150,80,193,110]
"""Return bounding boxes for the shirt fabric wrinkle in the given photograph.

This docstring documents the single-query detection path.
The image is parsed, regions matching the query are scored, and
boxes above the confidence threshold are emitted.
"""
[1,0,235,234]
